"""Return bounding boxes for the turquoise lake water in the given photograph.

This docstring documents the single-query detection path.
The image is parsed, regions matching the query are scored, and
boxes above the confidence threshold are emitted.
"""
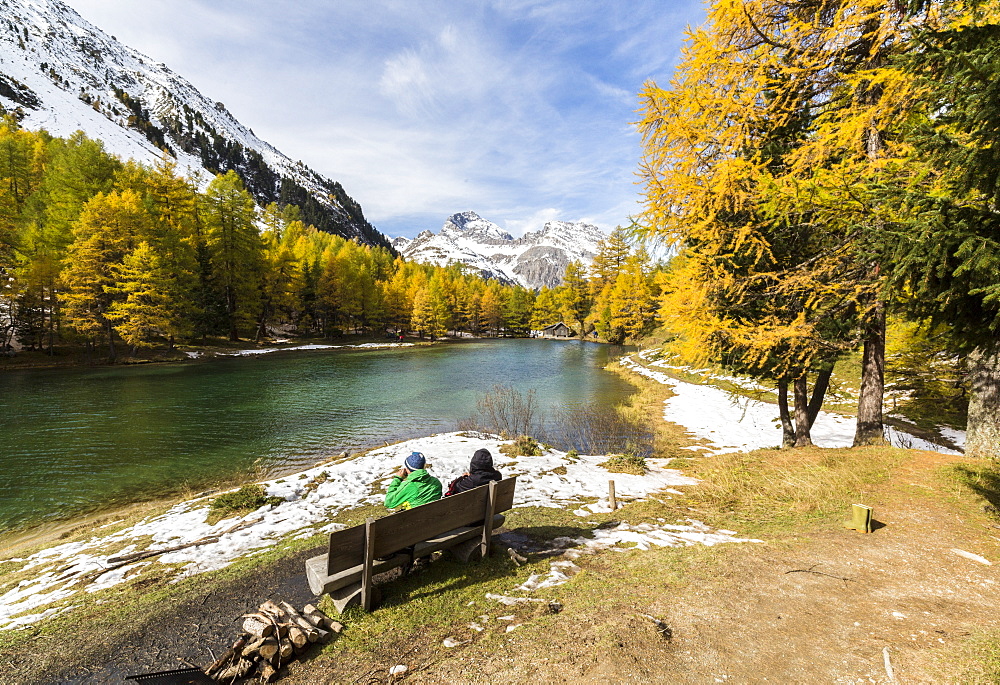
[0,339,632,535]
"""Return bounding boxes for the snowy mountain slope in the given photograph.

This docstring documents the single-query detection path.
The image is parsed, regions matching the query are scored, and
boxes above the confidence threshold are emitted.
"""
[0,0,388,247]
[398,211,605,289]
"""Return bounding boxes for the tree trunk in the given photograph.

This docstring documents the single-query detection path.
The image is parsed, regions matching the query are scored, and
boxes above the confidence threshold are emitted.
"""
[966,346,1000,459]
[255,305,268,343]
[105,319,117,363]
[46,300,55,354]
[807,367,833,430]
[227,287,240,341]
[854,303,887,446]
[777,378,795,447]
[794,375,813,447]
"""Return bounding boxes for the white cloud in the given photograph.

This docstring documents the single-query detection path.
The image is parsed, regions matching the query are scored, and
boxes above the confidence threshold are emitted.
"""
[379,50,434,117]
[502,208,563,237]
[438,24,460,51]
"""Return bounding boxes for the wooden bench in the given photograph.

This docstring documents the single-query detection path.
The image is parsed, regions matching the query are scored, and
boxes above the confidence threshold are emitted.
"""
[305,476,517,612]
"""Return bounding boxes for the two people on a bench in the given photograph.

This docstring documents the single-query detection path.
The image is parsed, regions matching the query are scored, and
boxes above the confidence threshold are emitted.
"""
[383,448,503,511]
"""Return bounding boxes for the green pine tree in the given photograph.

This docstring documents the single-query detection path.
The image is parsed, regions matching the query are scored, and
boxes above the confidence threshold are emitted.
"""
[201,171,263,341]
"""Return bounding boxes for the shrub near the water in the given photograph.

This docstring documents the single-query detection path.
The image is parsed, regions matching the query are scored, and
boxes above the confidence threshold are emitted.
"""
[500,435,543,457]
[210,485,283,514]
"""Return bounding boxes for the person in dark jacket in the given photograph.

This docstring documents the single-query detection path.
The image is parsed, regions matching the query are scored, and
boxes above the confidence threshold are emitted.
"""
[445,448,503,496]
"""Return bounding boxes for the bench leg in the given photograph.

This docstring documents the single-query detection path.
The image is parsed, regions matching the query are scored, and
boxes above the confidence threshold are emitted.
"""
[330,582,363,614]
[362,517,375,611]
[449,537,483,563]
[480,480,497,559]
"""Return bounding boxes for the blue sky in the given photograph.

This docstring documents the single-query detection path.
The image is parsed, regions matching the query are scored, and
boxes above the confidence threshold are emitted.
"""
[69,0,708,239]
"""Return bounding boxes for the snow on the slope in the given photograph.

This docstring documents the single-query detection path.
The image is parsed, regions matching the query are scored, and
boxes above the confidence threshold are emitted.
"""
[939,426,967,447]
[1,0,360,227]
[621,354,963,456]
[0,432,716,630]
[512,519,762,592]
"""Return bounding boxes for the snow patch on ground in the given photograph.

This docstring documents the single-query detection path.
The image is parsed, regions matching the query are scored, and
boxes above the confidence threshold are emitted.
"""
[939,426,967,447]
[620,355,963,456]
[510,519,762,593]
[0,432,707,630]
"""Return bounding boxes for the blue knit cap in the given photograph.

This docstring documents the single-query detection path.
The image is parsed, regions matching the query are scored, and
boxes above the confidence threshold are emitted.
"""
[405,451,425,471]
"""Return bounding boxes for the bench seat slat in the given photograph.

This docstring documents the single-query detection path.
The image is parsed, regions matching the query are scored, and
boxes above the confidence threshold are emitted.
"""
[306,515,505,596]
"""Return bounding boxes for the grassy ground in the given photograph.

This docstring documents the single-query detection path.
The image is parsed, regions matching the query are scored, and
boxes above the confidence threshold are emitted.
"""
[287,441,1000,683]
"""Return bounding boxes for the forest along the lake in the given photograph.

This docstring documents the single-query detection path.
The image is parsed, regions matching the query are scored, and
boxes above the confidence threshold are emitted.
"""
[0,339,634,536]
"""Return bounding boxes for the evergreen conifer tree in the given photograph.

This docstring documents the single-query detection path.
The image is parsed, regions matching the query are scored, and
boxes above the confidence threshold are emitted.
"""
[201,171,263,341]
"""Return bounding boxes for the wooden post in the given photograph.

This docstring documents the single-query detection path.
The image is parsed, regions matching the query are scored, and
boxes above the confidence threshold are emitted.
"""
[361,517,375,611]
[609,480,617,511]
[480,480,498,559]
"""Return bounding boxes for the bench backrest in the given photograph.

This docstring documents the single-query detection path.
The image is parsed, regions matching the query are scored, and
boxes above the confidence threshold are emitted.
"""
[326,476,517,575]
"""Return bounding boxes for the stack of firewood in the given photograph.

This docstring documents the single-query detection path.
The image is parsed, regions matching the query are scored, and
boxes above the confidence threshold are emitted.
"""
[204,600,342,682]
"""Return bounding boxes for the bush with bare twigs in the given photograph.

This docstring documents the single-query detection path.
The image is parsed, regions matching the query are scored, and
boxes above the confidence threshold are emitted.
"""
[548,403,653,457]
[461,384,540,439]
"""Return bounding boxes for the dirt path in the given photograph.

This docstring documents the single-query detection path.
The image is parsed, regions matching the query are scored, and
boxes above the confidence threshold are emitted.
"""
[646,498,996,684]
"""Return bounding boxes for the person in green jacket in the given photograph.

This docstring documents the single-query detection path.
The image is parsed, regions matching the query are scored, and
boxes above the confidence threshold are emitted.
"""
[384,451,442,510]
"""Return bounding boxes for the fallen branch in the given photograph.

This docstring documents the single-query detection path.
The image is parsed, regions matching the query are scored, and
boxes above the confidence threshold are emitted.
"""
[507,548,528,566]
[638,613,672,640]
[784,564,854,583]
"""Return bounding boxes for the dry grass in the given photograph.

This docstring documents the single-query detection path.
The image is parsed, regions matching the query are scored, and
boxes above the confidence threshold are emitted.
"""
[680,446,910,533]
[600,452,647,475]
[951,627,1000,684]
[499,435,543,457]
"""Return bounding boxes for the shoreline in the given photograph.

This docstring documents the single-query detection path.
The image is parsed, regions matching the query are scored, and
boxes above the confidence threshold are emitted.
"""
[0,432,424,554]
[0,337,638,556]
[0,334,609,373]
[0,336,430,373]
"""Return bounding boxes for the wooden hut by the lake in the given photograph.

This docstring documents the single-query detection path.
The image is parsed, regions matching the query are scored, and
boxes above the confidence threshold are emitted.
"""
[534,322,575,338]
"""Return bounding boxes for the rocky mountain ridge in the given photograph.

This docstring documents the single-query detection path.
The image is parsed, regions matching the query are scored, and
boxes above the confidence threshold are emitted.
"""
[0,0,389,247]
[395,211,605,289]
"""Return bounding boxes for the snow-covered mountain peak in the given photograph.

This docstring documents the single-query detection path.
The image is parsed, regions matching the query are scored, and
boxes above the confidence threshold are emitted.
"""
[441,211,514,243]
[0,0,388,247]
[395,212,605,289]
[521,220,604,249]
